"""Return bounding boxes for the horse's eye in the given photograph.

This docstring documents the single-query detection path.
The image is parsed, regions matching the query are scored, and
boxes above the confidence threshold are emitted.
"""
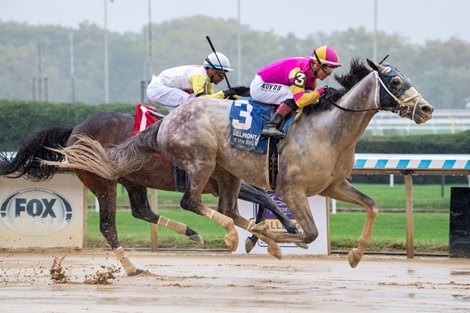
[392,77,402,86]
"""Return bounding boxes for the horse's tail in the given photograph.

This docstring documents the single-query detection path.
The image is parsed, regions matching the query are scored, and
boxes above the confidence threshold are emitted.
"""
[43,120,163,181]
[0,127,72,181]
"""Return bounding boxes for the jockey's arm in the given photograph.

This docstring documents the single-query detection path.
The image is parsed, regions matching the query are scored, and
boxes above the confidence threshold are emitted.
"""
[288,68,323,108]
[204,83,225,99]
[188,74,225,99]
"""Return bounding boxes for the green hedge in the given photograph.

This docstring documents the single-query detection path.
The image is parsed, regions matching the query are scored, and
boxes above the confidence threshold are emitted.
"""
[0,99,163,150]
[356,131,470,154]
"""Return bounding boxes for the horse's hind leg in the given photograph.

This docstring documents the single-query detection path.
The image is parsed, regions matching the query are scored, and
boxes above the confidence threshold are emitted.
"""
[180,165,239,251]
[321,179,378,268]
[76,171,139,275]
[213,169,282,259]
[120,179,203,244]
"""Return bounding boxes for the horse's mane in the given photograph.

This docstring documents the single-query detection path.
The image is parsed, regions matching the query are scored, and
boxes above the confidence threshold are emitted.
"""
[303,58,371,115]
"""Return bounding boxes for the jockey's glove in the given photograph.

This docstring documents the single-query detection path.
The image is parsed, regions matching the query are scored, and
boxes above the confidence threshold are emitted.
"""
[320,85,337,101]
[316,87,325,96]
[223,86,251,98]
[222,88,237,98]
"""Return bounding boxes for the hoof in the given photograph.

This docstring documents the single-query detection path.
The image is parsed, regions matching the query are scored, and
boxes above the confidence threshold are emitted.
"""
[347,248,362,268]
[128,269,157,277]
[224,233,239,252]
[134,268,147,276]
[267,244,283,260]
[295,243,309,250]
[245,237,257,253]
[125,268,147,276]
[189,234,204,245]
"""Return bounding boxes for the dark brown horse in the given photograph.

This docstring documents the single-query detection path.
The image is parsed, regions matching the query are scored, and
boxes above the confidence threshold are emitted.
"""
[0,111,301,275]
[46,58,434,267]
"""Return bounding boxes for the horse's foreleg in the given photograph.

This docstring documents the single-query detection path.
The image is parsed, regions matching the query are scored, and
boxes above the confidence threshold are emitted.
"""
[245,204,266,253]
[214,173,282,259]
[249,188,319,246]
[233,215,283,259]
[163,134,239,251]
[185,163,240,251]
[238,183,305,251]
[180,166,239,251]
[239,184,298,233]
[238,184,264,252]
[122,180,203,244]
[321,180,378,268]
[181,193,239,251]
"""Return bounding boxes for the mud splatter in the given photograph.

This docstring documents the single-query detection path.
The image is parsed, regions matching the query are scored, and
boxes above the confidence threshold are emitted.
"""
[50,256,69,283]
[84,265,120,285]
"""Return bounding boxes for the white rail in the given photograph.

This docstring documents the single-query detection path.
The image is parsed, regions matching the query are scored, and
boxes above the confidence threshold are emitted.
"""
[349,153,470,258]
[365,109,470,136]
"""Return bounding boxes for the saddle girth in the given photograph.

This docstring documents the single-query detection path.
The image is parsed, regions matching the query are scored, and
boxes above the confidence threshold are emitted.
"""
[265,137,279,190]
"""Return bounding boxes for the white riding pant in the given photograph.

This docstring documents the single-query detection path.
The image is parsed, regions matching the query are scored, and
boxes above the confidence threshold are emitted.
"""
[146,75,195,110]
[249,75,292,105]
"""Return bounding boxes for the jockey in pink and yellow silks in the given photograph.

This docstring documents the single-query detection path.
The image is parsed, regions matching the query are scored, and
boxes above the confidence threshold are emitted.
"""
[250,45,341,138]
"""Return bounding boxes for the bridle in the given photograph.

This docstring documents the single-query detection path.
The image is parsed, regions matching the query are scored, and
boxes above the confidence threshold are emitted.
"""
[376,74,423,118]
[328,70,423,120]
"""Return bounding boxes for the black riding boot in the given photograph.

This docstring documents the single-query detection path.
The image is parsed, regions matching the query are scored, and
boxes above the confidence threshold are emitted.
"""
[261,112,285,138]
[261,100,296,138]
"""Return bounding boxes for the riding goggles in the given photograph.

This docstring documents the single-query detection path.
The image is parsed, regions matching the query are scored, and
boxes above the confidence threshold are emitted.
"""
[313,50,337,74]
[321,65,335,74]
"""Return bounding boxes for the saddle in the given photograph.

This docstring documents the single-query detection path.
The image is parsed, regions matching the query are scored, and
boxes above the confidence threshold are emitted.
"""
[229,98,299,190]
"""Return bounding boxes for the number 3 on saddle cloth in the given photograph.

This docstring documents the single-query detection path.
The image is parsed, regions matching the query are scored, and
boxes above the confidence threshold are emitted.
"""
[131,103,188,192]
[229,98,298,190]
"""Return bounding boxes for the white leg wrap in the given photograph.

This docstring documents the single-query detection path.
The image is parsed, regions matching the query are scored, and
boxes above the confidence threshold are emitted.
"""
[114,246,138,276]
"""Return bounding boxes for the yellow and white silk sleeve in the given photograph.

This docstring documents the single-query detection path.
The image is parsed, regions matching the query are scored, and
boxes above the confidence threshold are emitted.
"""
[188,74,209,97]
[200,83,225,99]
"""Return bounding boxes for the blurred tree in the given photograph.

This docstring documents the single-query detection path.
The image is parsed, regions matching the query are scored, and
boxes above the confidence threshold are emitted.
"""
[0,18,469,108]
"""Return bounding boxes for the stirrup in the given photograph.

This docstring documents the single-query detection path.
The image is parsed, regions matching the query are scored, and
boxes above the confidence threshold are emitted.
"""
[261,127,285,138]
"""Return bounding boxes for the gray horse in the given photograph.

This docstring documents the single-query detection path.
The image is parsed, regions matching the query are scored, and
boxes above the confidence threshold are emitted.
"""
[44,58,434,267]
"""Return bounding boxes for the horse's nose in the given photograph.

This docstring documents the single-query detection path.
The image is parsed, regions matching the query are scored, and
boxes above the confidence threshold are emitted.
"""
[421,102,434,115]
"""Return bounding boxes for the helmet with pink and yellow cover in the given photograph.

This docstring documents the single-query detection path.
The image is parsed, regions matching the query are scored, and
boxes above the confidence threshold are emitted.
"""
[310,46,341,67]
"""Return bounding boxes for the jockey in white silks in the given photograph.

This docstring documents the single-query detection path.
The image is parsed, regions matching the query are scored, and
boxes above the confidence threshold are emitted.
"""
[147,52,245,110]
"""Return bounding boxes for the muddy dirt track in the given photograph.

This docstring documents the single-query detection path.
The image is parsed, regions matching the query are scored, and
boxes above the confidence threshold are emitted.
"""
[0,250,469,313]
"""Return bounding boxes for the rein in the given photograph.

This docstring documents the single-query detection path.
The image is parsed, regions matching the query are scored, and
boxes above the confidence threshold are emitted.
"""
[328,72,422,117]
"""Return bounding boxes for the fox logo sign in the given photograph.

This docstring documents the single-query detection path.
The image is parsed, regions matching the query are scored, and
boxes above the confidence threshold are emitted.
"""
[0,188,73,236]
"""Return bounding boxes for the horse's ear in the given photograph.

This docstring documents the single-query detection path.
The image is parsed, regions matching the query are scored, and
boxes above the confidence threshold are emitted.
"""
[367,58,387,73]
